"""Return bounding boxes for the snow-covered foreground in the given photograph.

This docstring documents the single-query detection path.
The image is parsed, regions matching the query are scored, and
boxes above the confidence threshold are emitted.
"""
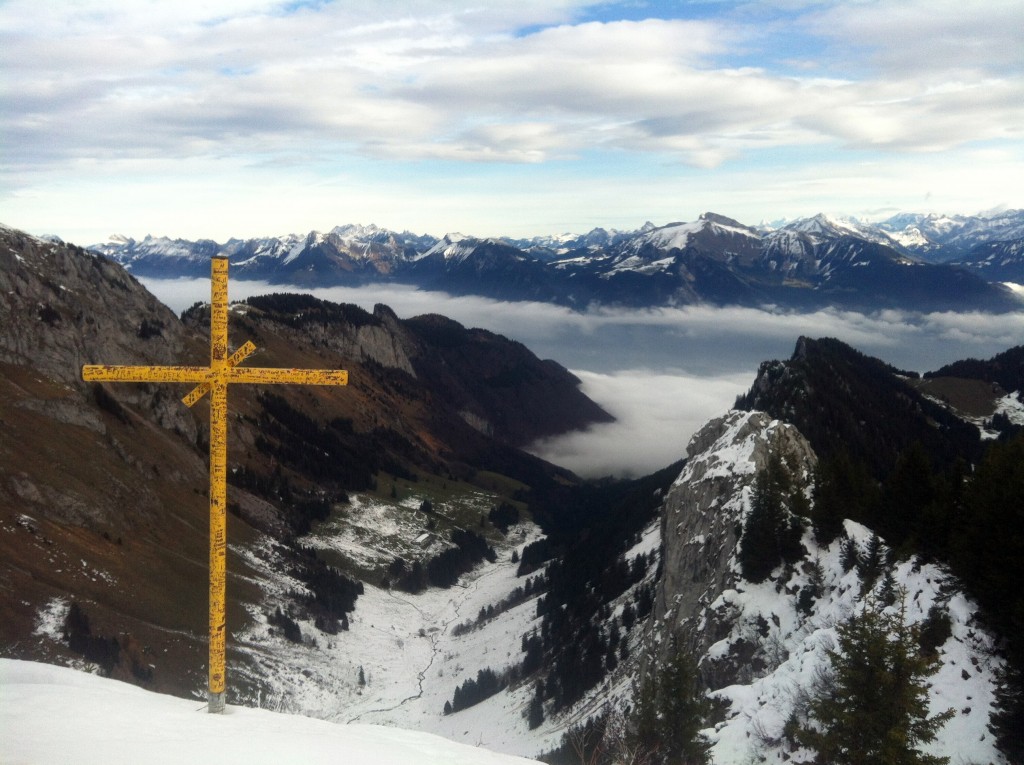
[0,658,540,765]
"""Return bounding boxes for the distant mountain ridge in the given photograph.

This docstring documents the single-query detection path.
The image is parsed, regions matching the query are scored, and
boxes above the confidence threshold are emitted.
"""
[83,209,1024,313]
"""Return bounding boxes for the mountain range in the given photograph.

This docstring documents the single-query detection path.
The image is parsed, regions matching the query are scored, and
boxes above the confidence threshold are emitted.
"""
[86,209,1024,312]
[4,223,1024,762]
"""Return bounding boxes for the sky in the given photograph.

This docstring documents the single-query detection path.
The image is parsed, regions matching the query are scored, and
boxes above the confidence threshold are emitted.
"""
[2,0,1022,245]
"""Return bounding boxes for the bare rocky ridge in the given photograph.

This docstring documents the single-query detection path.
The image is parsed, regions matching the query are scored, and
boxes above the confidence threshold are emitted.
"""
[0,224,200,441]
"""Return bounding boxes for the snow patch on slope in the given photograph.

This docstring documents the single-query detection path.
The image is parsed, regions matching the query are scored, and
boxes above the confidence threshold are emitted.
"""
[704,521,1003,763]
[225,501,566,758]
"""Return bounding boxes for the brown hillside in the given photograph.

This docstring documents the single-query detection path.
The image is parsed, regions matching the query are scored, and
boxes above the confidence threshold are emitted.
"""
[0,225,605,700]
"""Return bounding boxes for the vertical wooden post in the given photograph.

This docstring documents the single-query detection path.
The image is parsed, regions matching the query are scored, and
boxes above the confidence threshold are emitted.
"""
[207,257,229,713]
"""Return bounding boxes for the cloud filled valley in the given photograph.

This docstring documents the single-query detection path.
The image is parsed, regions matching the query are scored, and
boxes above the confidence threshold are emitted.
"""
[140,276,1024,476]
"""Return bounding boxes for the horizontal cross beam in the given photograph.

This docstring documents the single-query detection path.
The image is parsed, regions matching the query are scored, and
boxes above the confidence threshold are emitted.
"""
[83,363,347,388]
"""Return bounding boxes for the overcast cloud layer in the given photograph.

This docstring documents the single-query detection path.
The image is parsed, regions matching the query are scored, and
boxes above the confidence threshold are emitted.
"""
[2,1,1022,243]
[142,277,1024,476]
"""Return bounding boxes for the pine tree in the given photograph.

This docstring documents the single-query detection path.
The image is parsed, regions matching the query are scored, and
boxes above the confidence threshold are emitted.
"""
[878,566,898,607]
[856,533,884,591]
[527,685,545,729]
[840,535,859,573]
[740,455,805,583]
[629,646,710,764]
[796,593,954,764]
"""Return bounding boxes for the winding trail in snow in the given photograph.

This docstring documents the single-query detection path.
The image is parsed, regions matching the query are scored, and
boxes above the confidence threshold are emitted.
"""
[342,561,506,724]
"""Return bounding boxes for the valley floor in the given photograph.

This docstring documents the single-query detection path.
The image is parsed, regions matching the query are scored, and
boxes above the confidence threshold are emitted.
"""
[232,511,567,757]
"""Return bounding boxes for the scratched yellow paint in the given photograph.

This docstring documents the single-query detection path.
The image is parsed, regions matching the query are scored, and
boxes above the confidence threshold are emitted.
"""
[181,341,257,407]
[82,365,211,383]
[82,256,347,713]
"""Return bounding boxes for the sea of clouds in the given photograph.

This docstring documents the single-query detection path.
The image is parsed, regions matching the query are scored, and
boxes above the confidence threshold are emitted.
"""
[142,277,1024,477]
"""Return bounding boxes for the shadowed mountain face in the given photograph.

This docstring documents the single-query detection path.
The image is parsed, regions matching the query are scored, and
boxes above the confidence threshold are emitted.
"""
[734,336,985,481]
[0,225,609,696]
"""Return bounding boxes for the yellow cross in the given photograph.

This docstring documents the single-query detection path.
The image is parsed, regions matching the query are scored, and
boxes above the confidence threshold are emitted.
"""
[82,257,347,713]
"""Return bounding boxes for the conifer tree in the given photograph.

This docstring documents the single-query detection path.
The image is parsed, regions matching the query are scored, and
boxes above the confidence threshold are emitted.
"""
[527,685,545,730]
[740,455,805,583]
[840,535,859,573]
[629,646,710,764]
[796,593,954,765]
[878,567,898,607]
[856,533,884,592]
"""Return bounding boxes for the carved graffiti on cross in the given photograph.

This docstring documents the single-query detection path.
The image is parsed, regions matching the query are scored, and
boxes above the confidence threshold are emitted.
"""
[82,257,348,713]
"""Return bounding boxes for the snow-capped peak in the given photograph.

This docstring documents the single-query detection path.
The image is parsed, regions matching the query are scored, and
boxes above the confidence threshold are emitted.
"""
[785,213,863,237]
[419,233,481,262]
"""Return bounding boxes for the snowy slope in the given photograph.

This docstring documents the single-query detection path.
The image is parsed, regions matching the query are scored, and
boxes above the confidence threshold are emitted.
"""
[702,521,1004,763]
[0,659,540,765]
[220,485,661,760]
[651,410,1006,764]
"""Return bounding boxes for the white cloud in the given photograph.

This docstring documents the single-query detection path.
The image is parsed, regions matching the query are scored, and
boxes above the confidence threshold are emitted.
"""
[527,368,752,477]
[4,2,1020,173]
[807,0,1024,76]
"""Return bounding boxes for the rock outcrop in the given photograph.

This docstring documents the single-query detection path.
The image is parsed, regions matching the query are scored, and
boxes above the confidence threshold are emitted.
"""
[650,410,817,680]
[0,225,200,441]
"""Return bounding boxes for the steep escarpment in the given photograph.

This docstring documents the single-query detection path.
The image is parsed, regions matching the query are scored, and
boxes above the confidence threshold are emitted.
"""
[651,411,817,679]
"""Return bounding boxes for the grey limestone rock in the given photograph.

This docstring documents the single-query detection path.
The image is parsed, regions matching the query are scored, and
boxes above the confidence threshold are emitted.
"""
[649,409,817,686]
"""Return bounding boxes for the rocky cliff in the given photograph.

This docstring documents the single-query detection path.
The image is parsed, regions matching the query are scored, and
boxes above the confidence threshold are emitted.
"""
[650,411,816,682]
[642,408,1003,763]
